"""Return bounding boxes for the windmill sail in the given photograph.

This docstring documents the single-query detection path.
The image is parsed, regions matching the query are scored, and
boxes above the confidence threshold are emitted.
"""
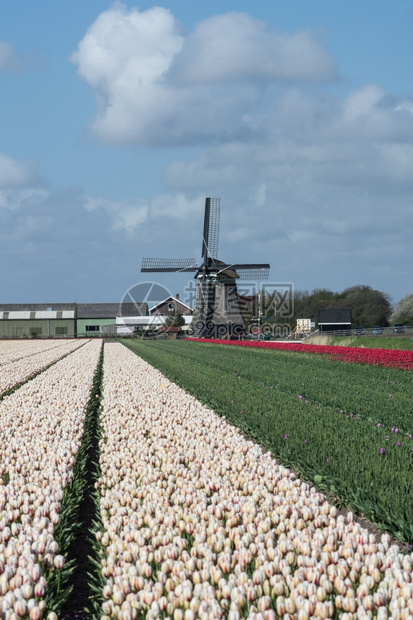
[141,258,198,272]
[211,263,270,280]
[202,197,220,260]
[230,264,270,280]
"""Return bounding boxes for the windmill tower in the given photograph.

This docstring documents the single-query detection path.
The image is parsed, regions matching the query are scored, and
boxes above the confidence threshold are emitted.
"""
[141,198,270,338]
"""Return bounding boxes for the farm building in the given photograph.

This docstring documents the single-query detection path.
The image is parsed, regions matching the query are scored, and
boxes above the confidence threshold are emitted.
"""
[149,295,193,317]
[0,308,76,338]
[76,303,147,337]
[107,314,193,337]
[318,307,352,333]
[0,302,148,338]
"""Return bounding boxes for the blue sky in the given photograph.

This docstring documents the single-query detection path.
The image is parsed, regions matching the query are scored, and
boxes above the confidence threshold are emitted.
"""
[1,1,412,308]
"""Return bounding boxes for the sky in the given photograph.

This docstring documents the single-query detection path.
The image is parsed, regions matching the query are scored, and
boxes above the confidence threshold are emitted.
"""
[1,0,413,309]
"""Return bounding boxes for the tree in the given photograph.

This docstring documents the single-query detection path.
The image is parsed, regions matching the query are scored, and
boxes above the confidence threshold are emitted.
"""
[390,293,413,325]
[341,285,392,327]
[289,285,392,330]
[164,312,186,328]
[291,288,336,327]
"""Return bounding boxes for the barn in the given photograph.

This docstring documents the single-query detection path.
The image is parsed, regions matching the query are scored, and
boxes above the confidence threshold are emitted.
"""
[0,302,148,338]
[76,303,147,337]
[0,303,76,338]
[149,295,193,318]
[318,308,352,334]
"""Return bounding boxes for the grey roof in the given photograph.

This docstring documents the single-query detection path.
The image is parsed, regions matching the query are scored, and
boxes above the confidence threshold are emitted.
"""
[0,311,75,320]
[0,303,76,312]
[76,302,148,318]
[0,302,147,318]
[149,296,193,314]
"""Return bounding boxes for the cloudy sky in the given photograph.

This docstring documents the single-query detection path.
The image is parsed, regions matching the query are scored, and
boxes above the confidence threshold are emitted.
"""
[1,0,412,307]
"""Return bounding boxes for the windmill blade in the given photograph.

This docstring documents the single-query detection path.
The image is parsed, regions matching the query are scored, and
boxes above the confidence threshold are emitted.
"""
[141,257,198,273]
[202,197,220,260]
[211,262,270,280]
[231,264,270,280]
[207,198,220,259]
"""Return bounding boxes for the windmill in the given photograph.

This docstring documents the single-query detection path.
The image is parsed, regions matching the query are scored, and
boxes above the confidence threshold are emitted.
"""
[141,197,270,338]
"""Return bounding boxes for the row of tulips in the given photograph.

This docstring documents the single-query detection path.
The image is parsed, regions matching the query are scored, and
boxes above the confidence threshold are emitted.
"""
[0,339,85,397]
[0,339,102,618]
[96,343,413,619]
[185,339,413,370]
[171,340,413,437]
[0,340,78,366]
[124,339,413,543]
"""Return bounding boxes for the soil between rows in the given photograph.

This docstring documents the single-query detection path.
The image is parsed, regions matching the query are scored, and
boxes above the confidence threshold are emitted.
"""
[58,346,104,619]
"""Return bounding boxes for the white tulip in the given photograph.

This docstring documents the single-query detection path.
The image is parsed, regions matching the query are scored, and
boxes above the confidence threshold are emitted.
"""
[0,340,101,609]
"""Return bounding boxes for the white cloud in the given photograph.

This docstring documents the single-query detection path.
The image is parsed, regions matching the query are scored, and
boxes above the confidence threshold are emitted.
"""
[70,4,337,145]
[169,13,337,85]
[0,186,126,302]
[85,196,148,232]
[5,3,405,303]
[151,192,208,220]
[0,41,24,73]
[162,81,413,196]
[70,5,184,90]
[152,77,413,295]
[343,84,385,121]
[70,4,185,144]
[0,152,41,189]
[0,41,45,75]
[226,227,251,243]
[254,184,267,209]
[339,84,413,142]
[85,192,207,233]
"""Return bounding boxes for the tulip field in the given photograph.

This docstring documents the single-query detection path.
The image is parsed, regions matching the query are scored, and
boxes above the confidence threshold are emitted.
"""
[124,339,413,545]
[1,338,413,618]
[0,339,103,618]
[186,338,413,370]
[0,339,86,398]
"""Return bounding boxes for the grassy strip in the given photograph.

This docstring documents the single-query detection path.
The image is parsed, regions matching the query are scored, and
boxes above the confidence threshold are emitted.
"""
[122,339,413,545]
[0,341,87,402]
[46,342,105,618]
[321,335,413,350]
